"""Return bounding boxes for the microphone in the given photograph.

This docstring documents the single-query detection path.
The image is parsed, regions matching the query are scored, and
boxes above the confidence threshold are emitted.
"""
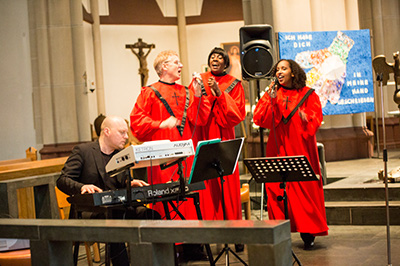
[268,77,278,98]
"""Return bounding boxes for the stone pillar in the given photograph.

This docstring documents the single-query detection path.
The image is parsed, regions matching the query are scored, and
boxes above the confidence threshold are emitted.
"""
[242,0,273,25]
[28,0,91,157]
[176,0,189,85]
[29,0,56,145]
[90,0,106,115]
[358,0,400,150]
[71,0,91,141]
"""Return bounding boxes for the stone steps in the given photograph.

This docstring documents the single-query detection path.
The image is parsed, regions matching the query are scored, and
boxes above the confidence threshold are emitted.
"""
[240,172,400,225]
[323,184,400,202]
[325,201,400,225]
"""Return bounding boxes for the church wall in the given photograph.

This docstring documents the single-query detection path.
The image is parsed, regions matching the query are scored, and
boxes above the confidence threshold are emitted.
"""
[0,0,36,161]
[0,1,396,161]
[186,21,245,78]
[99,24,180,120]
[96,21,244,121]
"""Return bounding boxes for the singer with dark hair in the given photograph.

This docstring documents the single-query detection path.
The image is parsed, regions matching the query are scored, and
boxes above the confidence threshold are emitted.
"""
[189,47,246,252]
[189,47,245,220]
[253,59,328,250]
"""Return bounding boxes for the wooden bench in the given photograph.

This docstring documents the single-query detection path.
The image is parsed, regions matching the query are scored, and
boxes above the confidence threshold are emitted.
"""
[0,147,39,219]
[0,156,66,219]
[0,156,67,181]
[0,173,59,219]
[0,218,292,266]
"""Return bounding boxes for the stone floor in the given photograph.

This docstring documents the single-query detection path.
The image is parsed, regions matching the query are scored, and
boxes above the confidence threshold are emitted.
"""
[77,150,400,265]
[77,224,400,266]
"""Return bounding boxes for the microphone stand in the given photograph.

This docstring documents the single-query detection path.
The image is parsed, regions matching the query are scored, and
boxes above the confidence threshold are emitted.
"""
[377,73,392,266]
[255,79,266,220]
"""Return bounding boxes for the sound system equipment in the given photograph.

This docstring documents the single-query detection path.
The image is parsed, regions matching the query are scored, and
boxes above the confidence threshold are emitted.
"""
[240,24,275,79]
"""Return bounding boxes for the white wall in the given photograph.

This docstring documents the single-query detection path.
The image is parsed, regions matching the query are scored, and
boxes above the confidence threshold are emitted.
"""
[99,25,179,120]
[0,1,36,160]
[98,21,243,121]
[0,1,243,161]
[186,21,245,75]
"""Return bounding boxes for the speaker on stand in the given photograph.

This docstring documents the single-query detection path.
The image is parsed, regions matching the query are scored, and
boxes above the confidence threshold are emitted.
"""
[240,24,275,220]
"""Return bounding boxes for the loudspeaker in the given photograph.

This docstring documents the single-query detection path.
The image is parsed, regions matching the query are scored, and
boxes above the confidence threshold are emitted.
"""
[240,25,275,80]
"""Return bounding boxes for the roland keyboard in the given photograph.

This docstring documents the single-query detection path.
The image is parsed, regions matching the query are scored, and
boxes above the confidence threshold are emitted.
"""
[106,139,194,176]
[67,181,205,207]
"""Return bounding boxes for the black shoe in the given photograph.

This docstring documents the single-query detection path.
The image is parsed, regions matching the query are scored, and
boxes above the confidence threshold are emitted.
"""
[235,244,245,252]
[300,233,315,250]
[303,241,315,250]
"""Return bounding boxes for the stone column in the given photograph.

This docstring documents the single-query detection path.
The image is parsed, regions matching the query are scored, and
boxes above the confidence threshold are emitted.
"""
[176,0,189,85]
[90,0,106,115]
[29,0,56,145]
[71,0,91,141]
[358,0,400,151]
[28,0,91,157]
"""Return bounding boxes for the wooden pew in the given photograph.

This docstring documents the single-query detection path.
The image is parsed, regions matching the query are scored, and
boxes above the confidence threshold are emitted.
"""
[0,147,38,219]
[0,157,67,181]
[0,174,59,219]
[0,155,67,218]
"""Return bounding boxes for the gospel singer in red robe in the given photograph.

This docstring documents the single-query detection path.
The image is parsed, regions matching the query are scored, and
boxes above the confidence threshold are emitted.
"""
[253,59,328,250]
[130,50,211,221]
[189,47,246,223]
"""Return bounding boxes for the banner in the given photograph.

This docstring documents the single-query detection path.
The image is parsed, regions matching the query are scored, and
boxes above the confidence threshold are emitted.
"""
[278,30,374,115]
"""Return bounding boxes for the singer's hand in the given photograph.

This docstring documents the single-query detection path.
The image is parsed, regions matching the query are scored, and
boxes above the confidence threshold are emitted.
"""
[208,77,221,97]
[160,116,180,129]
[266,80,277,98]
[298,109,308,122]
[192,72,202,97]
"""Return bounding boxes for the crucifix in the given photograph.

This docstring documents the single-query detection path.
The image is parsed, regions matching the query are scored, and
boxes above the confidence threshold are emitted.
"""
[126,38,155,87]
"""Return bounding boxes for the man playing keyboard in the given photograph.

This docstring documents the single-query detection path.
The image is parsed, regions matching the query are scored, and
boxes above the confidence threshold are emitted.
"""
[57,115,160,266]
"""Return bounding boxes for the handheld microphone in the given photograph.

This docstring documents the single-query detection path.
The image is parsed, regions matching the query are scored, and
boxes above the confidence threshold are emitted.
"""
[268,77,279,98]
[273,77,279,89]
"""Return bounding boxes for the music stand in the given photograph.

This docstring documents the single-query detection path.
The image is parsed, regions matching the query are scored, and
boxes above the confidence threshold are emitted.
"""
[244,155,319,266]
[189,138,247,266]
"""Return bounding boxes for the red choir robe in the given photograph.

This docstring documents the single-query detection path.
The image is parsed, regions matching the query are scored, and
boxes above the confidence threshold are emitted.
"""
[189,72,246,220]
[253,86,328,235]
[130,81,211,220]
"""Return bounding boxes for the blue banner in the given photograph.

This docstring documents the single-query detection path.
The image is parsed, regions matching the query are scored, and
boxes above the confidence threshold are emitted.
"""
[278,30,374,115]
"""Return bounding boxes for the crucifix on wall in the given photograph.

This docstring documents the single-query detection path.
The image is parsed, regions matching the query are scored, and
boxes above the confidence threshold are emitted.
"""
[126,38,155,87]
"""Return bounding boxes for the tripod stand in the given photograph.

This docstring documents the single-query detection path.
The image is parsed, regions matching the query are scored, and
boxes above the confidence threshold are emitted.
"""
[189,138,247,266]
[244,155,320,266]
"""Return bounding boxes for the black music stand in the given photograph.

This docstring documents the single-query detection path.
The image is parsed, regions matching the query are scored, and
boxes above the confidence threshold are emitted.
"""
[189,138,247,266]
[161,157,216,265]
[244,155,319,266]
